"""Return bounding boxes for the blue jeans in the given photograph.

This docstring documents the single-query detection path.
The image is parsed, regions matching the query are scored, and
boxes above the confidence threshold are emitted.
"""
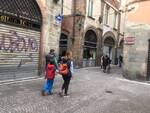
[43,79,54,94]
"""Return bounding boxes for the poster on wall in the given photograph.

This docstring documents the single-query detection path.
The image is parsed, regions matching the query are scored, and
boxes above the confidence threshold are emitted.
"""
[124,37,135,45]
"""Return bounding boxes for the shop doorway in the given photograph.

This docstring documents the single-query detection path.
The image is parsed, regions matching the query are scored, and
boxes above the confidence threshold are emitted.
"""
[59,33,68,60]
[103,37,115,64]
[83,30,97,67]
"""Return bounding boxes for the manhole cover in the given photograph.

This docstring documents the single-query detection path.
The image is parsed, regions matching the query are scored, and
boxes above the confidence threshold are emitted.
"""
[105,90,113,94]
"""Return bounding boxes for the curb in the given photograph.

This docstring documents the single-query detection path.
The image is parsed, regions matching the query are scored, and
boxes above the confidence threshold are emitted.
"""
[0,76,43,86]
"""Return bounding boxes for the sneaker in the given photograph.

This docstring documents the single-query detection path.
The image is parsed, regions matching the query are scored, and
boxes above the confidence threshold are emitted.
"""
[63,94,70,97]
[45,92,53,96]
[41,90,45,96]
[42,92,48,96]
[59,92,63,97]
[48,92,53,95]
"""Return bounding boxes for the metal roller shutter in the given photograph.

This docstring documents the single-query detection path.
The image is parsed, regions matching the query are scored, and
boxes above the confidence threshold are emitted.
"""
[0,23,40,80]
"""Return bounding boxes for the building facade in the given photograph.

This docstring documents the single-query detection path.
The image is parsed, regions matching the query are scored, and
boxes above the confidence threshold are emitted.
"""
[61,0,102,68]
[102,0,123,65]
[123,1,150,80]
[61,0,123,68]
[0,0,61,81]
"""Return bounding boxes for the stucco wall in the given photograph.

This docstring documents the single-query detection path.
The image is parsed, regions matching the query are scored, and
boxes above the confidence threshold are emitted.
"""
[36,0,61,55]
[35,0,61,73]
[123,24,150,80]
[123,1,150,80]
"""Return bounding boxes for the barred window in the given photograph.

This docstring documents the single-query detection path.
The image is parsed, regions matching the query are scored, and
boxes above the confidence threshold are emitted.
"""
[0,0,41,30]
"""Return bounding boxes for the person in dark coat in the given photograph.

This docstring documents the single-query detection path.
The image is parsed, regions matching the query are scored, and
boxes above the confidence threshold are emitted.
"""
[102,55,107,72]
[102,55,111,73]
[59,51,73,97]
[119,55,123,67]
[45,49,58,69]
[100,55,104,69]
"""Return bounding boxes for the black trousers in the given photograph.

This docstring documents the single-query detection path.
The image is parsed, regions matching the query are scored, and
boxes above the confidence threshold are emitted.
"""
[62,75,71,95]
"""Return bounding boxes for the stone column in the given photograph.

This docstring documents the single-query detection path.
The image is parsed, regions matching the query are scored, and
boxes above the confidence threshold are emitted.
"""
[72,35,83,68]
[96,29,103,66]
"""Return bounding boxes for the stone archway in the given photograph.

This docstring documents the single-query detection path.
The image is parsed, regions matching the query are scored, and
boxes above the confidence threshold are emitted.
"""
[103,37,115,63]
[103,32,117,64]
[83,30,97,67]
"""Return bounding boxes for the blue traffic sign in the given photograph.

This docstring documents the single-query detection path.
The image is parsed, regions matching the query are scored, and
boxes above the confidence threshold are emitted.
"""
[55,14,63,22]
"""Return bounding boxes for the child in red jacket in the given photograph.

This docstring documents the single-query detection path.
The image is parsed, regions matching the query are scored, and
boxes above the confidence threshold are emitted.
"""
[42,61,56,96]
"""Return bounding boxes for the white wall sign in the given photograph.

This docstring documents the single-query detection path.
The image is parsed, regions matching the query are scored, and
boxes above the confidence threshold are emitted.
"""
[124,37,135,45]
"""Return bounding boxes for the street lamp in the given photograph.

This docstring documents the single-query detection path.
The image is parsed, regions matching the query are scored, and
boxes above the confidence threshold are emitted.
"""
[53,0,59,4]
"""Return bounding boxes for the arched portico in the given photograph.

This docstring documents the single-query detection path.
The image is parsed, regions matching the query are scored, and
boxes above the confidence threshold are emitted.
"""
[103,31,117,64]
[82,30,97,67]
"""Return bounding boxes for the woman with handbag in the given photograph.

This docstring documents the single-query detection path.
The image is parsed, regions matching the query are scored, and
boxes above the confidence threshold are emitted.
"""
[59,51,73,97]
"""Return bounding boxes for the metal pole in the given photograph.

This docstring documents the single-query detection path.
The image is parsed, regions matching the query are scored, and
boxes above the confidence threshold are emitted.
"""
[61,0,64,15]
[73,0,76,39]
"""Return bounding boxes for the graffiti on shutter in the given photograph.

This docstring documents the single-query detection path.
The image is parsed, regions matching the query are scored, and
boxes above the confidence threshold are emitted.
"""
[0,24,40,80]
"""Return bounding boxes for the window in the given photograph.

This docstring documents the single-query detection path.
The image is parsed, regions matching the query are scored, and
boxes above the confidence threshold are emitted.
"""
[83,30,97,60]
[88,0,93,17]
[108,7,115,28]
[104,5,109,24]
[0,0,41,30]
[114,12,118,29]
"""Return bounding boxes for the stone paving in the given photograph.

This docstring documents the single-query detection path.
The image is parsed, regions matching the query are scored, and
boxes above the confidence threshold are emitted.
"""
[0,66,150,113]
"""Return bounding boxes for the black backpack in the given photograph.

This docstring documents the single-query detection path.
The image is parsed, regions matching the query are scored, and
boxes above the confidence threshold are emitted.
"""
[46,54,55,64]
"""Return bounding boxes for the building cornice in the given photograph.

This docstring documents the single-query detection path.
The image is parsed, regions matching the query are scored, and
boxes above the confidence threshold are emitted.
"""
[104,0,120,13]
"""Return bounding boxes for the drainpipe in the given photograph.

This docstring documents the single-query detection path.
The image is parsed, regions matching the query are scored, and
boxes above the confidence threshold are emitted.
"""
[72,0,77,65]
[58,0,63,56]
[73,0,76,40]
[61,0,64,15]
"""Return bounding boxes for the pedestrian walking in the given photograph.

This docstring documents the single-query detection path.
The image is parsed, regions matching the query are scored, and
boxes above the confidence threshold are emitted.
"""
[45,49,58,69]
[59,51,73,97]
[119,55,123,67]
[102,55,107,73]
[42,60,56,96]
[106,55,111,73]
[100,55,104,69]
[41,49,58,96]
[102,55,111,73]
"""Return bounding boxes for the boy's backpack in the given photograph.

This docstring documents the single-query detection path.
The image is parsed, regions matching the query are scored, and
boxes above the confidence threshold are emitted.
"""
[46,64,55,79]
[49,54,55,64]
[59,63,68,75]
[46,54,57,64]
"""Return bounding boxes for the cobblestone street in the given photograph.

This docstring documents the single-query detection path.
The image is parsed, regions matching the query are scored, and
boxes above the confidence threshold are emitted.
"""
[0,66,150,113]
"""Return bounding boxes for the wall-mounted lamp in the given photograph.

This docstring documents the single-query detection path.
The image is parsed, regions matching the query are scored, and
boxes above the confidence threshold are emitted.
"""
[53,0,59,4]
[99,15,103,24]
[119,6,135,13]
